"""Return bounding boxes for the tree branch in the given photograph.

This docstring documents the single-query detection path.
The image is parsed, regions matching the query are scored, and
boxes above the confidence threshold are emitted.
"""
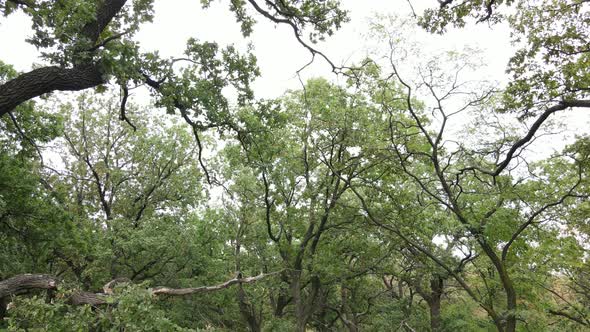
[0,274,57,298]
[81,0,128,44]
[0,0,128,115]
[150,271,282,296]
[0,65,104,116]
[548,309,590,327]
[461,99,590,177]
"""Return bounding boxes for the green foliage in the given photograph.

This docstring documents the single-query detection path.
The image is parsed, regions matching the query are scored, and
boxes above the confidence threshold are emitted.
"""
[6,285,193,331]
[207,0,349,41]
[1,2,590,330]
[6,295,96,331]
[0,0,348,132]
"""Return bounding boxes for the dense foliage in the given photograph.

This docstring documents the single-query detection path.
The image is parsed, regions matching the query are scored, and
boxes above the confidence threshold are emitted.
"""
[1,1,590,332]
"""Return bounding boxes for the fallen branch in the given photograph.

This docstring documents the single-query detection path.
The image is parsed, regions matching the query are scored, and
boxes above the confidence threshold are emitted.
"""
[0,274,57,298]
[0,274,58,320]
[68,291,108,306]
[151,271,281,296]
[1,271,280,306]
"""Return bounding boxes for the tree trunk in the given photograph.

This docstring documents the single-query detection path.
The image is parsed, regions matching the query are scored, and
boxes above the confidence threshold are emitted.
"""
[478,240,516,332]
[237,284,261,332]
[339,286,359,332]
[504,279,517,332]
[428,276,443,332]
[292,270,308,332]
[272,291,290,317]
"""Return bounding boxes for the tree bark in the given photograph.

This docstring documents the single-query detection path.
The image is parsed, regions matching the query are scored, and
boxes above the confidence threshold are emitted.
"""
[478,239,516,332]
[68,291,108,306]
[428,276,443,332]
[0,65,105,116]
[237,284,261,332]
[81,0,128,43]
[0,274,58,298]
[0,0,129,116]
[291,270,307,332]
[272,291,290,317]
[0,274,58,320]
[340,287,359,332]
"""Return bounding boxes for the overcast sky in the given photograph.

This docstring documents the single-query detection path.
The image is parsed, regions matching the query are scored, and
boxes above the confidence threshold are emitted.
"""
[0,0,587,155]
[0,0,513,98]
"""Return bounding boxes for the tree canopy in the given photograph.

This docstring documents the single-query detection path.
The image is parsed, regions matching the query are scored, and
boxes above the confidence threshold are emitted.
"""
[1,1,590,332]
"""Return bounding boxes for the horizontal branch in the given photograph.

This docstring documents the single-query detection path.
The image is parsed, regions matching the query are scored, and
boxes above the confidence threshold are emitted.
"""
[151,271,281,296]
[0,274,57,298]
[0,65,104,116]
[69,291,107,306]
[1,271,280,307]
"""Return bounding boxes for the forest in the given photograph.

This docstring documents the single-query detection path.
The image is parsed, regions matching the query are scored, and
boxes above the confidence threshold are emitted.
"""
[0,0,590,331]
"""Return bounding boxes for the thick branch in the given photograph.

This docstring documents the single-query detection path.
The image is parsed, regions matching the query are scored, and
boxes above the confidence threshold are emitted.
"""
[6,0,34,8]
[494,100,590,175]
[0,65,104,116]
[81,0,128,44]
[68,291,107,306]
[0,274,57,298]
[462,100,590,177]
[0,0,128,115]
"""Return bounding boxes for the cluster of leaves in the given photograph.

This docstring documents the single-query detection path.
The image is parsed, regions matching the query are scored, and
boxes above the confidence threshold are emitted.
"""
[5,284,192,331]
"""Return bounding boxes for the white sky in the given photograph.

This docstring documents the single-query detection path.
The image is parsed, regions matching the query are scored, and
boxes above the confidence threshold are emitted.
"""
[0,0,513,98]
[133,0,515,98]
[0,0,588,156]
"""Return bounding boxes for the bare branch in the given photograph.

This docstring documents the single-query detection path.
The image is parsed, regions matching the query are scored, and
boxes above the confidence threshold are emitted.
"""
[151,271,282,296]
[462,100,590,177]
[118,85,136,131]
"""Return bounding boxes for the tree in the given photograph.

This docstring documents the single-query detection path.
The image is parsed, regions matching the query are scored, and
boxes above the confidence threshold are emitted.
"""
[346,16,590,332]
[1,2,590,330]
[213,78,412,331]
[0,0,347,135]
[0,92,282,330]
